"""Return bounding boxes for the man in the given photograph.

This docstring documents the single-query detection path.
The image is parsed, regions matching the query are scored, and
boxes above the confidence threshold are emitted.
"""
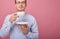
[0,0,39,39]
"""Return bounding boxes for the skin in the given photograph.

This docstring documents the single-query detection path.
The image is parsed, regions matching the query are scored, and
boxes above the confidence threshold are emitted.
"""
[9,0,28,35]
[15,0,26,11]
[18,24,29,34]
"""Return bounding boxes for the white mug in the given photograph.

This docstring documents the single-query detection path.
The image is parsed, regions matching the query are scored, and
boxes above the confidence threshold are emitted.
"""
[17,11,25,17]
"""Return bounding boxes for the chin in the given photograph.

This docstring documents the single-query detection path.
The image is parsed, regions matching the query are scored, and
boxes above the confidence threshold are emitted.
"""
[17,8,25,11]
[18,9,25,11]
[17,9,24,11]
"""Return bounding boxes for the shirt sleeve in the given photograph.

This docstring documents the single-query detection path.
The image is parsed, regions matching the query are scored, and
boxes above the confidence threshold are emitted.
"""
[0,15,14,38]
[26,17,39,39]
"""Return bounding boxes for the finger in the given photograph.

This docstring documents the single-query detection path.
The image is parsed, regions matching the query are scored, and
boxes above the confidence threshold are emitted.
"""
[24,24,28,28]
[12,13,17,16]
[13,13,17,16]
[12,14,18,18]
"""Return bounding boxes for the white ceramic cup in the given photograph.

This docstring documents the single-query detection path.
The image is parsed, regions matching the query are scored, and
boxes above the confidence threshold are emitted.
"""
[17,11,25,17]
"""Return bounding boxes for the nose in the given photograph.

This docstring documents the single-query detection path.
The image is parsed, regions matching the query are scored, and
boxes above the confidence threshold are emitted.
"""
[19,3,22,6]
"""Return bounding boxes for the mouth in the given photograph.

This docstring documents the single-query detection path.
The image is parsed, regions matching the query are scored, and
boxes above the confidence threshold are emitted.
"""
[19,5,23,8]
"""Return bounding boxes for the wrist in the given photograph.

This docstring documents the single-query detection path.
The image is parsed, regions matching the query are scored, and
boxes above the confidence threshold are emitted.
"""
[9,20,13,23]
[24,31,29,35]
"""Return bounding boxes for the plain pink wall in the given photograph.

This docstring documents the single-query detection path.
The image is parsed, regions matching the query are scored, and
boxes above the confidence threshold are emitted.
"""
[0,0,60,39]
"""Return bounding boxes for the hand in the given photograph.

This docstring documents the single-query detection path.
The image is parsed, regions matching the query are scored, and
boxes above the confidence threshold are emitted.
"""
[19,24,29,35]
[9,13,19,23]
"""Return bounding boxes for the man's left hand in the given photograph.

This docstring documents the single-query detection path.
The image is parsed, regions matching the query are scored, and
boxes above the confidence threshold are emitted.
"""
[18,24,29,35]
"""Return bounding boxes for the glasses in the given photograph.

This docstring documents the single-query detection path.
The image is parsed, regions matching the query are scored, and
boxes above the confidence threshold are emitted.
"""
[16,1,26,4]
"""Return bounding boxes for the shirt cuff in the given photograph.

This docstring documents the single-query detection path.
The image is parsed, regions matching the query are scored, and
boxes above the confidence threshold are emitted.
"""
[25,32,32,39]
[7,21,14,27]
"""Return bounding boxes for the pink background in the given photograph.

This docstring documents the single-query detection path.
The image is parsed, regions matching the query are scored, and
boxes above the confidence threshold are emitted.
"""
[0,0,60,39]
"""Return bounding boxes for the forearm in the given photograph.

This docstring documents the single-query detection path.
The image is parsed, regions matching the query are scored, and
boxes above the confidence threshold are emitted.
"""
[26,17,39,39]
[26,32,38,39]
[0,21,13,38]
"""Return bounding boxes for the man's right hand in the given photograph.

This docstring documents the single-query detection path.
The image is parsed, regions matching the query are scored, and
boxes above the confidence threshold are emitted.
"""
[9,13,19,23]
